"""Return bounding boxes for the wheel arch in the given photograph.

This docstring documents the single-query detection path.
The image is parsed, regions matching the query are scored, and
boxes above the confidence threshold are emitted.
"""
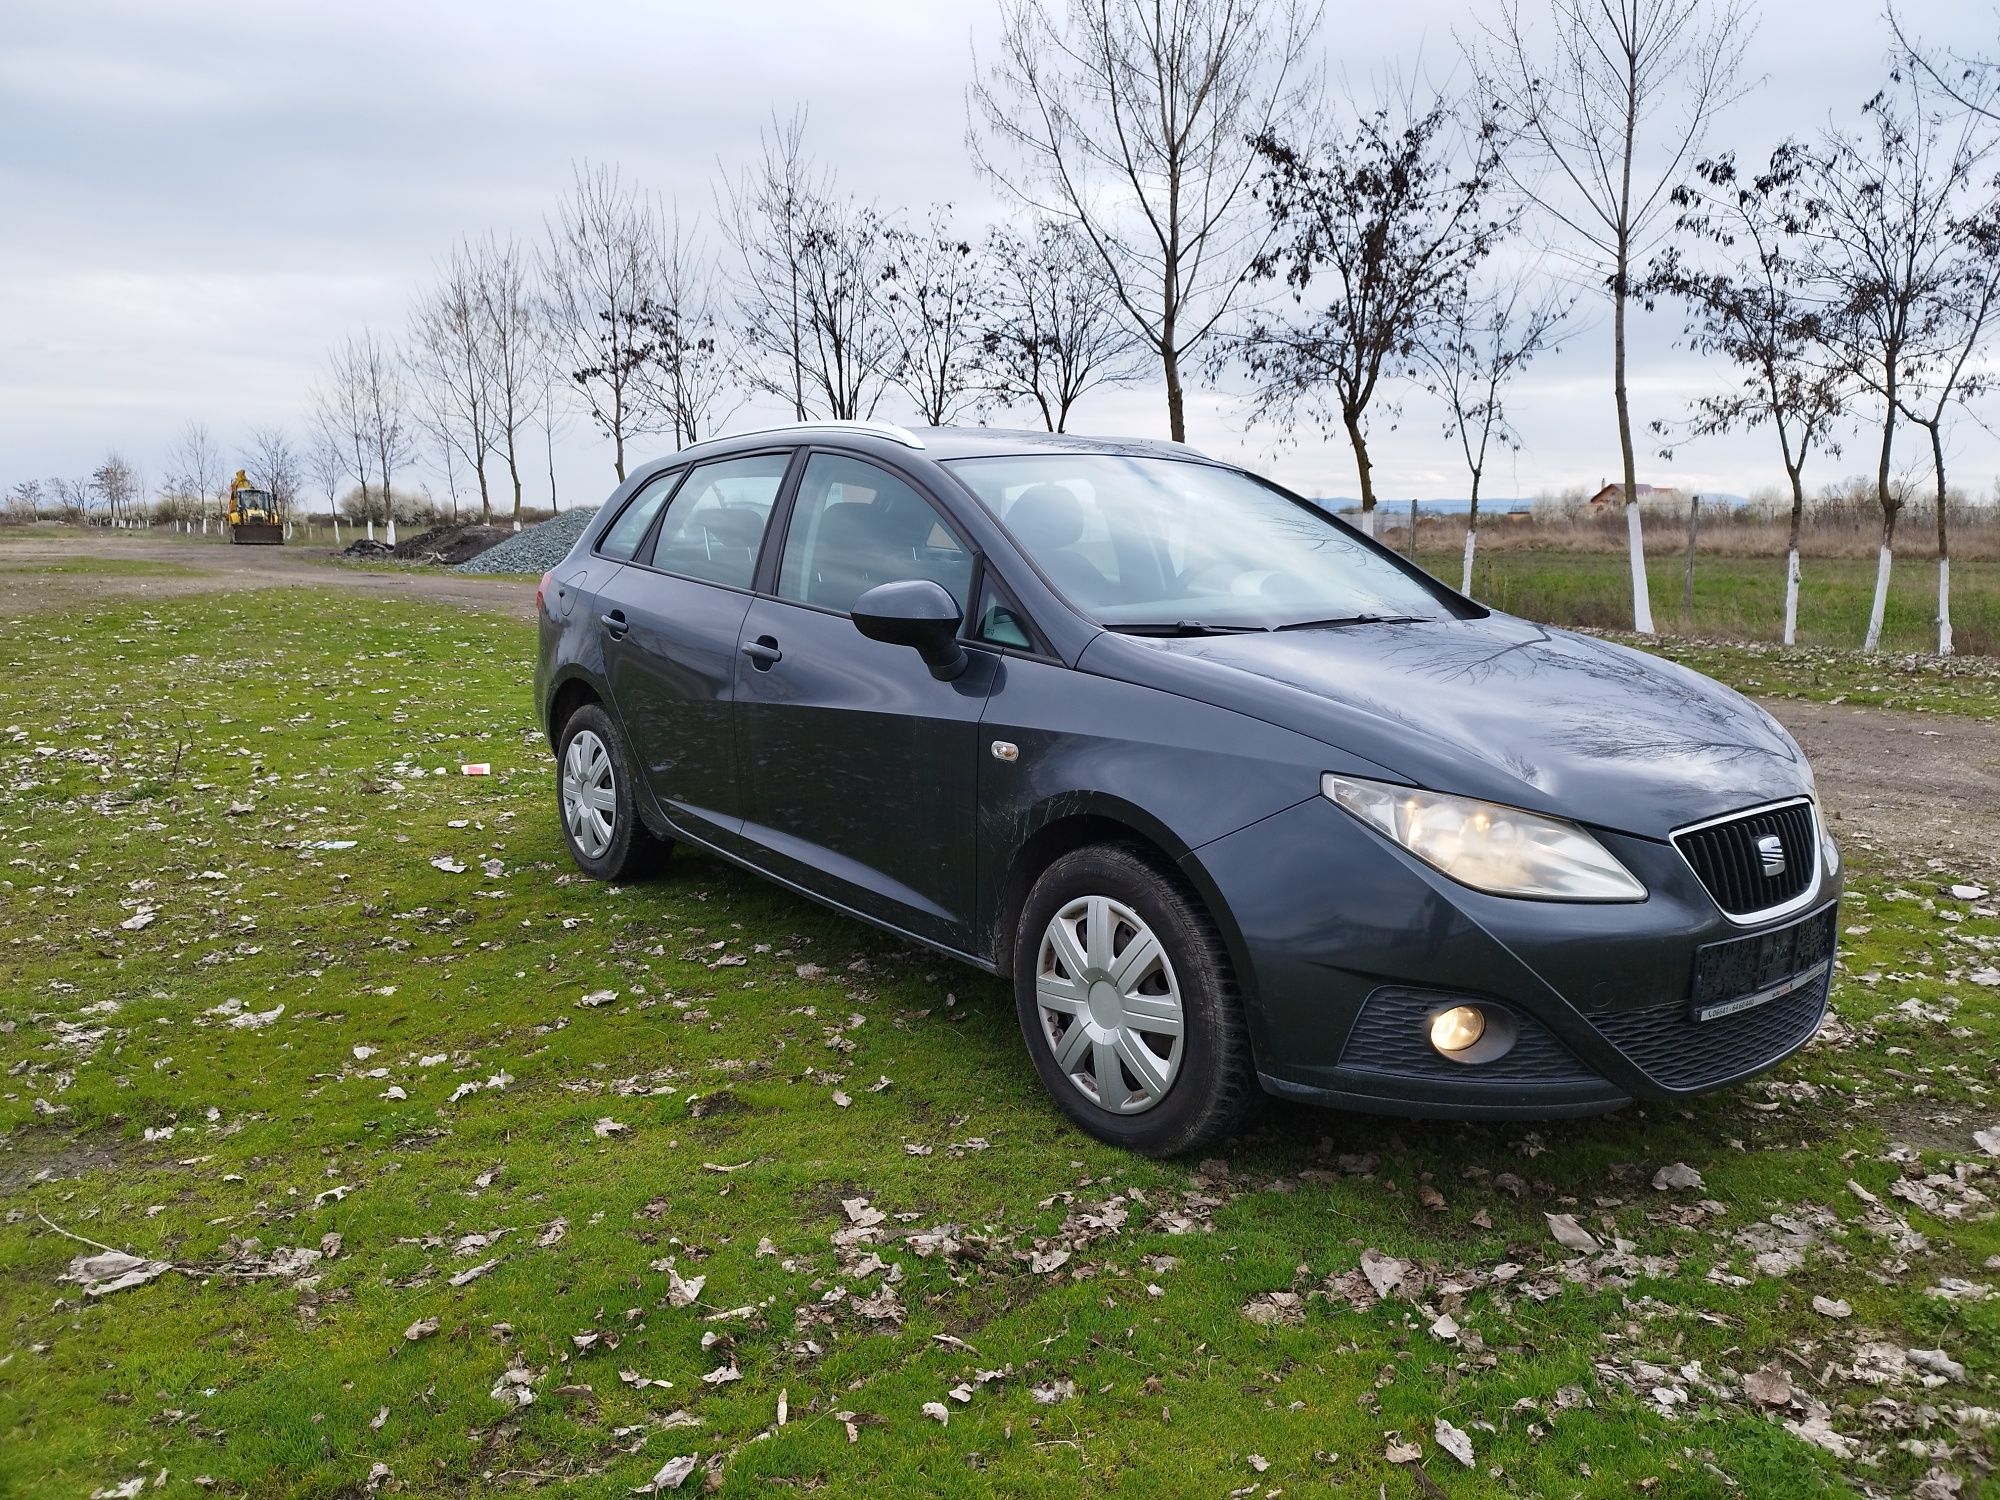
[545,671,605,751]
[990,800,1251,1001]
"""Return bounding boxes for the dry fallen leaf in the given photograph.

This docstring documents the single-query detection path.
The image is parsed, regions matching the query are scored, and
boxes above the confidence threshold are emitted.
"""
[1546,1212,1601,1253]
[1434,1416,1475,1467]
[637,1454,698,1493]
[404,1316,439,1341]
[1385,1439,1422,1464]
[922,1400,950,1425]
[1652,1162,1704,1191]
[1744,1361,1793,1407]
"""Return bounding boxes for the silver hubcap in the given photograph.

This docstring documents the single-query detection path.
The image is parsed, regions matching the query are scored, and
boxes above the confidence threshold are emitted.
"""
[561,729,616,859]
[1035,895,1184,1115]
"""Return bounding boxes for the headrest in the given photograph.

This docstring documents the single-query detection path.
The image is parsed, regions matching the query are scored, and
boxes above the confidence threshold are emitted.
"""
[1005,483,1086,552]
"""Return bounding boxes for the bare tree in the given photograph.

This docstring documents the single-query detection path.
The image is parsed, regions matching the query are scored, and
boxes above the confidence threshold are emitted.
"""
[980,219,1141,430]
[722,112,823,421]
[167,420,225,535]
[1648,143,1849,644]
[246,427,301,518]
[541,162,669,481]
[474,233,546,527]
[1234,84,1513,537]
[409,239,499,519]
[1890,6,2000,123]
[1807,70,1992,652]
[1896,210,2000,657]
[793,197,897,421]
[1477,0,1756,635]
[315,343,375,528]
[879,206,991,425]
[638,209,739,449]
[971,0,1322,441]
[92,453,140,526]
[7,479,44,521]
[305,426,347,536]
[1419,278,1571,590]
[723,115,895,422]
[50,476,90,524]
[317,332,413,535]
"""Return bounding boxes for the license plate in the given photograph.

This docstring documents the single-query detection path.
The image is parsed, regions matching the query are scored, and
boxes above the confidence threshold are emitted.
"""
[1690,904,1837,1023]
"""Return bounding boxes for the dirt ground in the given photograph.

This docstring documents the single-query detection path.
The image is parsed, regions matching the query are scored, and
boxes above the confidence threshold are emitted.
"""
[4,530,1995,878]
[0,533,536,622]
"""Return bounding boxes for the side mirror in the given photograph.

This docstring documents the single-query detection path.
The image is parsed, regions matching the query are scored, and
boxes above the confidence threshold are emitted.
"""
[851,579,967,680]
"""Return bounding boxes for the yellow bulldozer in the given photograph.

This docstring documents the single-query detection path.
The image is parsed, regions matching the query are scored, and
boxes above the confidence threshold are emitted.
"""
[226,469,283,545]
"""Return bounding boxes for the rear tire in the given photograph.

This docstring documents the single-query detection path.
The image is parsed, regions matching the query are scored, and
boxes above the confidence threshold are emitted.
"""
[1012,844,1254,1156]
[555,703,668,881]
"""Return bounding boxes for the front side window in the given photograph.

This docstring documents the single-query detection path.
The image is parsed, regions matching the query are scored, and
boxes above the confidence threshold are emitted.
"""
[777,453,973,615]
[646,452,790,587]
[946,454,1453,631]
[596,468,682,560]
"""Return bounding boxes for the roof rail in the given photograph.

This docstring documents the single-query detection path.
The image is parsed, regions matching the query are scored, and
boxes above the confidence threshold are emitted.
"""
[711,418,925,450]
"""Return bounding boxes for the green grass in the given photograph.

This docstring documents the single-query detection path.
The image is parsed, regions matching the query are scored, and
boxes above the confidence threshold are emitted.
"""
[0,556,206,579]
[1415,546,1991,656]
[1,584,1996,1497]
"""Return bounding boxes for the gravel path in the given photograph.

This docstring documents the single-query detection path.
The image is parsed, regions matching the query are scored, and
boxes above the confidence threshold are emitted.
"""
[4,530,1993,874]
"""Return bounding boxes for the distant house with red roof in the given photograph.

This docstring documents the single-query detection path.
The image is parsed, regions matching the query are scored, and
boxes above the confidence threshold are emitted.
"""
[1586,481,1684,511]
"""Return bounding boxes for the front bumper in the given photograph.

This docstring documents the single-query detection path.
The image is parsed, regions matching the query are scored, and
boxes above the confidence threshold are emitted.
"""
[1182,795,1842,1120]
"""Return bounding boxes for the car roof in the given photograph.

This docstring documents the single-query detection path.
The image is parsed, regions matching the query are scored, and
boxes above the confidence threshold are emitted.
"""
[642,421,1226,470]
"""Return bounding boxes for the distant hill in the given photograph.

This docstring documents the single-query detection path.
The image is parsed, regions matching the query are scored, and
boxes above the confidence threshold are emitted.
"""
[1308,493,1752,516]
[1309,497,1535,516]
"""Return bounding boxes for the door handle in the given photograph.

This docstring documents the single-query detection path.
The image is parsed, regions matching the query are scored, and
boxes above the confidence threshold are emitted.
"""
[741,635,782,669]
[600,610,629,640]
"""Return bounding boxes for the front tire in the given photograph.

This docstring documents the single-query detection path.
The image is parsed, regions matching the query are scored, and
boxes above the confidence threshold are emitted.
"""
[555,703,668,881]
[1013,844,1254,1156]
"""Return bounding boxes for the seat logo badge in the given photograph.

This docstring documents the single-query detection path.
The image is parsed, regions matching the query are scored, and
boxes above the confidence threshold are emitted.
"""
[991,741,1020,763]
[1755,834,1786,878]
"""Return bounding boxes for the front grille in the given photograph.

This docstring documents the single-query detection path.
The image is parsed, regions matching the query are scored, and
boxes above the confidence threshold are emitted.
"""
[1673,800,1817,917]
[1585,906,1837,1091]
[1340,989,1596,1083]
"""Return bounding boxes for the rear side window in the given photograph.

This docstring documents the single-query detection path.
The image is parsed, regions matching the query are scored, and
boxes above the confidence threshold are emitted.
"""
[777,453,973,615]
[646,452,791,588]
[596,469,682,560]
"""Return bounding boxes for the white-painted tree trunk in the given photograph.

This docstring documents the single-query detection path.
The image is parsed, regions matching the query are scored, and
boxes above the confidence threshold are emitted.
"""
[1863,544,1892,652]
[1358,508,1375,539]
[1625,503,1654,634]
[1461,527,1478,594]
[1782,548,1801,647]
[1938,557,1952,657]
[366,518,375,541]
[386,517,398,545]
[513,519,522,532]
[333,518,341,545]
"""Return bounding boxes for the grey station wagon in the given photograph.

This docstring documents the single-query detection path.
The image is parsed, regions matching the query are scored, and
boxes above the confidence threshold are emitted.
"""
[533,421,1841,1155]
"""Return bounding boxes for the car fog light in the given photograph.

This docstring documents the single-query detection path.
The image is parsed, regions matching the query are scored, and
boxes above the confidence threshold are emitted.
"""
[1429,1005,1486,1054]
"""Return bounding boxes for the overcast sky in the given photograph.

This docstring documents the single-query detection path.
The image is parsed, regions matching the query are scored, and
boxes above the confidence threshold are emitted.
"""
[4,0,1996,511]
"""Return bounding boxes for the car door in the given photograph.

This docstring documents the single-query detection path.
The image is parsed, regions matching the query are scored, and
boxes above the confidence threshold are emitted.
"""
[596,450,796,848]
[734,450,995,950]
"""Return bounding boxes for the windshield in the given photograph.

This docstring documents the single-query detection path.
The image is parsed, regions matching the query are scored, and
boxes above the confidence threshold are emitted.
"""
[945,454,1453,630]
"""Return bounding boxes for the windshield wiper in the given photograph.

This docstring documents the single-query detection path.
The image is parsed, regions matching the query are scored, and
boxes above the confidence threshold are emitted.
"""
[1105,620,1270,636]
[1272,613,1433,631]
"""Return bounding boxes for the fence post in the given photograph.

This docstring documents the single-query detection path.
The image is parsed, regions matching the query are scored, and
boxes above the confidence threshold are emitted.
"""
[1406,498,1418,560]
[1682,494,1701,626]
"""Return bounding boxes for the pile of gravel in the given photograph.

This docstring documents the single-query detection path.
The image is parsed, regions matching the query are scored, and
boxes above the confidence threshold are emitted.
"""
[454,507,600,574]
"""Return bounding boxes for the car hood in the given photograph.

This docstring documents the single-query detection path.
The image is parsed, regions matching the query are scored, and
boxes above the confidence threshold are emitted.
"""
[1078,613,1810,838]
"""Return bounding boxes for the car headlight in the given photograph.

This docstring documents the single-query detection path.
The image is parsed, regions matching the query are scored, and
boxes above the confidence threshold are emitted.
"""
[1321,773,1646,901]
